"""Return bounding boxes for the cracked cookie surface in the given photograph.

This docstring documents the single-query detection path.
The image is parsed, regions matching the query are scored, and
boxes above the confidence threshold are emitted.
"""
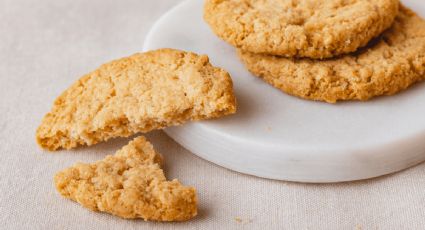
[36,49,236,150]
[54,136,197,221]
[205,0,399,58]
[238,6,425,103]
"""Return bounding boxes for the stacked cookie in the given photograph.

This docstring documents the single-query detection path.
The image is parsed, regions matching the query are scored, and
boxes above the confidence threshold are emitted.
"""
[204,0,425,103]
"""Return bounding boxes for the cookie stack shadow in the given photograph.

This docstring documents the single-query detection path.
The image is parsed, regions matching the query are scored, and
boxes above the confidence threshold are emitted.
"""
[204,0,425,103]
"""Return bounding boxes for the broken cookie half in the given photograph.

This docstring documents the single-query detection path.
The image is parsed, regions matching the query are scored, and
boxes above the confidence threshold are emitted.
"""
[37,49,236,150]
[54,136,197,221]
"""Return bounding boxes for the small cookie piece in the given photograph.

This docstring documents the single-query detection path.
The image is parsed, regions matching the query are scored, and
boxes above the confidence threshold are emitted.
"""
[238,6,425,103]
[54,136,197,221]
[36,49,236,150]
[204,0,399,58]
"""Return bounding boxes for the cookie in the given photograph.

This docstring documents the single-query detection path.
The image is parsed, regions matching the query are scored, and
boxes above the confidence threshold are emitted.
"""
[238,6,425,103]
[54,136,197,221]
[204,0,400,59]
[36,49,237,150]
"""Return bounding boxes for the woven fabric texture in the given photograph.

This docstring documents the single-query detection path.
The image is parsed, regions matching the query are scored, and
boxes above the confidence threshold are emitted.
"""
[0,0,424,229]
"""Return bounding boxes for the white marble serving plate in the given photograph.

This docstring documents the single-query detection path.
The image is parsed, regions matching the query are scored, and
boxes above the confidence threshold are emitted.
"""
[143,0,425,183]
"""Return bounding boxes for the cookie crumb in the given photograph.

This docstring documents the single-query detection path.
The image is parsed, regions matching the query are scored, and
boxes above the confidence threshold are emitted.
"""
[355,225,363,230]
[234,217,253,224]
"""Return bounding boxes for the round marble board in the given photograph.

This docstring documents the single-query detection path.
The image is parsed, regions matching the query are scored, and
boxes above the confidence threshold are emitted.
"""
[143,0,425,183]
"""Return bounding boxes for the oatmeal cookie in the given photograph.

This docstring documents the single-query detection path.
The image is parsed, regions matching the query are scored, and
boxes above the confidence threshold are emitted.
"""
[205,0,399,58]
[238,6,425,103]
[54,136,197,221]
[36,49,236,150]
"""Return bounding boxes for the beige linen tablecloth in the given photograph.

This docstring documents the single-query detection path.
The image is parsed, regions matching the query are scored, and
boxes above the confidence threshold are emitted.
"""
[1,0,424,229]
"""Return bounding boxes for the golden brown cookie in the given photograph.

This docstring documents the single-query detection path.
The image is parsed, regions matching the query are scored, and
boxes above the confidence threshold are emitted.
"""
[36,49,236,150]
[54,136,197,221]
[238,6,425,103]
[204,0,399,59]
